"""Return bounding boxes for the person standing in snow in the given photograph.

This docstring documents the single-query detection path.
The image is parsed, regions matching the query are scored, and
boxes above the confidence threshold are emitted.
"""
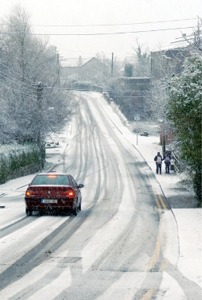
[154,151,163,174]
[164,153,171,174]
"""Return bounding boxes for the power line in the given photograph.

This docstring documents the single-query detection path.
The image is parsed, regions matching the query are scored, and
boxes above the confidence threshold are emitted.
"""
[30,17,197,28]
[30,26,195,36]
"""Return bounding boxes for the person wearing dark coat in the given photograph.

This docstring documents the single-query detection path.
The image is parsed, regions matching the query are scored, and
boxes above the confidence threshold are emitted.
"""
[154,152,163,174]
[164,153,171,174]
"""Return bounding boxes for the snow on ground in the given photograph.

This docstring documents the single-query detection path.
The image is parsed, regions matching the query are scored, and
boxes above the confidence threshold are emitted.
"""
[0,92,201,289]
[95,93,202,288]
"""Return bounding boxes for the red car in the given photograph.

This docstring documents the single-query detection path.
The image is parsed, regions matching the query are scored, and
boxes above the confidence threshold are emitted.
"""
[24,173,84,216]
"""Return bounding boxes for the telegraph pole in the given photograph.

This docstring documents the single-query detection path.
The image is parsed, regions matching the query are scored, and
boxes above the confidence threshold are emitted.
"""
[36,81,45,170]
[36,81,43,147]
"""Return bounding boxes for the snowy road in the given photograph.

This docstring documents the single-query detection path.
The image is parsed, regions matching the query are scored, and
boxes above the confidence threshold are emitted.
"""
[0,92,201,299]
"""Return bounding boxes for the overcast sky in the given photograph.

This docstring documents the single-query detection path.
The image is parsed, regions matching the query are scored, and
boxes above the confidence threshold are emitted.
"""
[0,0,201,63]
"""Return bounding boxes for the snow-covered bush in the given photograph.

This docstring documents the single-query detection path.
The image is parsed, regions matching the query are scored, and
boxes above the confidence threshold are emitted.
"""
[166,54,202,203]
[0,145,41,183]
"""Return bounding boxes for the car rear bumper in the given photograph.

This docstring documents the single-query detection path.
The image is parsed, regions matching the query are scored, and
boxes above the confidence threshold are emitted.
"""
[25,198,77,211]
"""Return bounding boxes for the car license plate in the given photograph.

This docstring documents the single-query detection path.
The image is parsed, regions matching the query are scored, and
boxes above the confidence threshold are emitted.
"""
[42,199,58,204]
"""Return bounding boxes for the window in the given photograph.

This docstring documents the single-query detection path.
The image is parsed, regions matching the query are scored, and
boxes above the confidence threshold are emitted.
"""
[32,175,70,185]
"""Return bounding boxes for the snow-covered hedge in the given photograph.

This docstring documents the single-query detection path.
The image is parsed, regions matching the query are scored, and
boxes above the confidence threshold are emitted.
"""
[102,92,129,126]
[0,145,41,184]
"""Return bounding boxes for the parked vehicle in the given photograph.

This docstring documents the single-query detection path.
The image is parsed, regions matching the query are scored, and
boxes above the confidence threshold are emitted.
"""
[45,141,59,148]
[24,173,84,216]
[140,131,149,136]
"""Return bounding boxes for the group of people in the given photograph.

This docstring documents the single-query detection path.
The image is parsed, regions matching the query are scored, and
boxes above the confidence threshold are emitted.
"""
[154,151,171,174]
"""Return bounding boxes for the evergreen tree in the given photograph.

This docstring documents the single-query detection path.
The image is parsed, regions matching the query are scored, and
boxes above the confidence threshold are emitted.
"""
[124,63,133,77]
[167,54,202,203]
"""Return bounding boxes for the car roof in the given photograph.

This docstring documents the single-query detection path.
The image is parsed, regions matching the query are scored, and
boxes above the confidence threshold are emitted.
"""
[35,172,71,176]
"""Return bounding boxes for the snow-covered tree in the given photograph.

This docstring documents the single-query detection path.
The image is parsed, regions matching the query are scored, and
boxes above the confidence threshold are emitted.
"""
[124,63,133,77]
[0,6,75,144]
[132,43,151,77]
[166,54,202,203]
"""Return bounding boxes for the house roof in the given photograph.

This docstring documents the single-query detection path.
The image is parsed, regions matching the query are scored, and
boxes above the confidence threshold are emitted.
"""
[62,57,104,69]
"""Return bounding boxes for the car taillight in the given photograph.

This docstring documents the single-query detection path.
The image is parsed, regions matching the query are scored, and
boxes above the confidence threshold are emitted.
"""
[65,188,76,199]
[25,190,32,197]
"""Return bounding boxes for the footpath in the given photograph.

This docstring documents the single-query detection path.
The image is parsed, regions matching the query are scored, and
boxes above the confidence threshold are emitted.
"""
[134,133,198,209]
[133,133,202,291]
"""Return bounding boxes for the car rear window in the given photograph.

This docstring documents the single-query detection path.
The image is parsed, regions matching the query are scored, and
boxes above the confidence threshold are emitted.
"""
[31,175,70,185]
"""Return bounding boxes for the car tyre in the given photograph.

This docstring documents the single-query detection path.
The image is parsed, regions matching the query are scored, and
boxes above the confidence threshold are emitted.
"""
[78,200,81,211]
[26,208,32,216]
[72,206,78,216]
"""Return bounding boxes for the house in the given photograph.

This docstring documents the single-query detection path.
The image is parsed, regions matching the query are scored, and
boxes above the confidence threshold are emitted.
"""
[61,57,109,88]
[151,47,190,80]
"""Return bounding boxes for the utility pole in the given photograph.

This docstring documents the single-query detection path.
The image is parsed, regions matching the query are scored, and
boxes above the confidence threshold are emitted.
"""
[36,81,43,147]
[162,122,166,157]
[36,81,44,170]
